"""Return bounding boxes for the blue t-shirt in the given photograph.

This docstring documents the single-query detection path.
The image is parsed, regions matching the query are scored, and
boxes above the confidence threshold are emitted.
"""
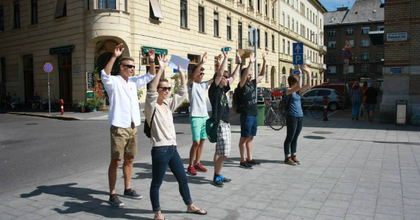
[285,90,303,117]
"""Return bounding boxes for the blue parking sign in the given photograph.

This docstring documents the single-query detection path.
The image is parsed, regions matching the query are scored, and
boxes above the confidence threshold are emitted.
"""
[293,42,304,65]
[293,54,303,65]
[293,43,303,54]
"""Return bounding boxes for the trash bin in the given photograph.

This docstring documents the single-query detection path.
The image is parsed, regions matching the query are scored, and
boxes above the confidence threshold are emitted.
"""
[257,103,265,126]
[396,100,407,124]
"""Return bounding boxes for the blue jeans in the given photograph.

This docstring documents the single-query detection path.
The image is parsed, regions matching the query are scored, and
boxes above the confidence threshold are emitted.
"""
[352,102,362,118]
[284,115,303,158]
[150,146,192,212]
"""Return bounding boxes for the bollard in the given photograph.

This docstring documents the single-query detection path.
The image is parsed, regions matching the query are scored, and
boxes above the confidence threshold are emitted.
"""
[60,99,64,115]
[323,95,328,121]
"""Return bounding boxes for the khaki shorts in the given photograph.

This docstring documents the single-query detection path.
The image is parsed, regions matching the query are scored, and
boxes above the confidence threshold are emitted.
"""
[110,125,138,159]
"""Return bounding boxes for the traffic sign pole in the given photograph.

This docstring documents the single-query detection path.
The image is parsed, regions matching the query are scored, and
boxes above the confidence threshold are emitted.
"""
[43,62,54,114]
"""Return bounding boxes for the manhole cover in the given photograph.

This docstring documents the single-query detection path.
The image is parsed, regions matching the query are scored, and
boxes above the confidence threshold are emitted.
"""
[312,131,332,134]
[26,123,38,125]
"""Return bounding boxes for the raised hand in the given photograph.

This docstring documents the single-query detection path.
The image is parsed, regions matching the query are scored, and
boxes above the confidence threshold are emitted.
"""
[249,52,256,63]
[158,55,169,68]
[262,52,266,62]
[178,65,184,76]
[222,49,229,57]
[236,50,242,64]
[201,52,208,64]
[297,64,302,75]
[148,49,155,62]
[113,43,124,58]
[217,54,222,65]
[303,64,310,75]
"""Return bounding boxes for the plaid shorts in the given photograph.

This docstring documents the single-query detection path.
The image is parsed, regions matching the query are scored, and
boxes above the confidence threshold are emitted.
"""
[216,121,231,156]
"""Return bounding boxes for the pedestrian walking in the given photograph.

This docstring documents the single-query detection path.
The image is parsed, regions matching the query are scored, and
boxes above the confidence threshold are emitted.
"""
[283,64,311,165]
[363,82,378,122]
[360,81,368,117]
[145,57,207,220]
[237,52,266,168]
[350,81,363,120]
[101,43,156,207]
[208,50,242,187]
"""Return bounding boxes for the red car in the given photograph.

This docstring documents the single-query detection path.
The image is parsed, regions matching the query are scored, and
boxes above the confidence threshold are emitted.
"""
[271,88,284,100]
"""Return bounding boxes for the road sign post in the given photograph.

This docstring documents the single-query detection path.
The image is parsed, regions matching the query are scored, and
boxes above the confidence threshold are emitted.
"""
[43,63,54,114]
[293,42,304,83]
[250,27,258,103]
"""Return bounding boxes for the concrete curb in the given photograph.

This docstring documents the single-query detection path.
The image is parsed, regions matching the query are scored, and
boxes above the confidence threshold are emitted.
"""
[8,112,80,120]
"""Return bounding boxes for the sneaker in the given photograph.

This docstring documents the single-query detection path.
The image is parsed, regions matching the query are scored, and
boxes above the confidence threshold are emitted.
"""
[291,156,300,165]
[212,175,224,188]
[284,157,297,165]
[187,165,197,175]
[239,161,253,169]
[194,163,207,172]
[220,174,231,183]
[124,189,142,199]
[109,194,124,207]
[248,159,261,166]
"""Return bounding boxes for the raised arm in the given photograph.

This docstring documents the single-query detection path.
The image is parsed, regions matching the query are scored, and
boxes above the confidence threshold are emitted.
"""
[168,66,188,111]
[189,52,207,86]
[104,43,124,75]
[214,50,228,86]
[228,50,242,84]
[239,52,255,88]
[299,64,312,93]
[148,49,156,76]
[256,52,266,84]
[149,55,169,90]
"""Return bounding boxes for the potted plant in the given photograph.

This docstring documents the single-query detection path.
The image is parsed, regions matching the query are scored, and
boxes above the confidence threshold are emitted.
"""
[78,101,86,113]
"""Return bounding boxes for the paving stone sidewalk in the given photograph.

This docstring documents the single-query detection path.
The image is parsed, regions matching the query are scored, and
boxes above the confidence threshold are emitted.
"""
[1,115,420,220]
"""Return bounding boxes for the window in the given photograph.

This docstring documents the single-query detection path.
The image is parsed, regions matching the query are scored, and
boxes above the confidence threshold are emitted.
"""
[198,6,204,32]
[282,39,285,53]
[362,27,370,34]
[328,53,336,62]
[249,0,253,9]
[257,29,260,48]
[265,0,268,16]
[272,34,275,51]
[31,0,38,24]
[150,0,163,20]
[124,0,127,11]
[213,12,219,36]
[348,65,354,73]
[265,32,268,49]
[377,26,384,31]
[296,21,298,33]
[377,64,383,73]
[287,16,290,29]
[257,0,260,12]
[272,4,275,19]
[248,25,252,46]
[328,41,336,49]
[328,29,336,36]
[361,39,370,47]
[265,64,268,82]
[228,59,232,74]
[13,1,20,28]
[307,28,309,39]
[345,28,353,35]
[361,64,370,73]
[0,6,4,31]
[287,41,290,55]
[1,58,6,83]
[180,0,187,28]
[361,52,370,61]
[349,40,354,47]
[328,66,336,74]
[291,18,294,32]
[238,22,242,49]
[227,17,231,40]
[282,12,285,26]
[258,64,261,75]
[377,52,384,61]
[98,0,116,9]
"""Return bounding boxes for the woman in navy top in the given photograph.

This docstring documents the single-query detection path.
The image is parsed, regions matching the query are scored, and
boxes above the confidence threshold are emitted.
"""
[283,64,312,165]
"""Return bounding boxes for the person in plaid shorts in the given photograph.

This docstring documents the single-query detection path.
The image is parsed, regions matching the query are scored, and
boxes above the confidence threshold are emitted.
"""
[208,50,249,187]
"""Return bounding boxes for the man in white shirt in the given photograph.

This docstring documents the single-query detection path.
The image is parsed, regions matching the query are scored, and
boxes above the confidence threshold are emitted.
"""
[101,43,156,207]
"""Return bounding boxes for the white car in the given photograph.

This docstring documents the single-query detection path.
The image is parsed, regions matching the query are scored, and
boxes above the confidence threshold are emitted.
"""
[301,88,343,111]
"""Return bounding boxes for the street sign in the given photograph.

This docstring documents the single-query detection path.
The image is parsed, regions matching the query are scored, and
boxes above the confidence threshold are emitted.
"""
[343,49,352,59]
[343,59,350,75]
[293,70,300,75]
[87,72,94,90]
[390,67,402,74]
[249,27,257,46]
[43,62,53,73]
[293,42,304,65]
[344,40,352,49]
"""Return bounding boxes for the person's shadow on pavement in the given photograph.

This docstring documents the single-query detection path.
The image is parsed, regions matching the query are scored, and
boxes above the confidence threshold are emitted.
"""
[20,183,182,219]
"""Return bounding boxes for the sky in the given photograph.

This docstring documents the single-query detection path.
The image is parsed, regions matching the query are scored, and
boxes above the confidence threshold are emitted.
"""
[319,0,384,12]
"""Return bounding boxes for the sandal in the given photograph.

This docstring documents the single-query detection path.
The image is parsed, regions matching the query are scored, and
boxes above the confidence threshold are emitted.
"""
[186,208,207,215]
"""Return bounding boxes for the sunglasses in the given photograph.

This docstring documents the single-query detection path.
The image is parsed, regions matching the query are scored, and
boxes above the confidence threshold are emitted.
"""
[158,87,172,92]
[123,64,136,69]
[223,76,230,79]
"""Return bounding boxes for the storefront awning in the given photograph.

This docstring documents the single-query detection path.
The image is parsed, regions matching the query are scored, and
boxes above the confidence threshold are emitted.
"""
[142,46,168,55]
[49,45,75,55]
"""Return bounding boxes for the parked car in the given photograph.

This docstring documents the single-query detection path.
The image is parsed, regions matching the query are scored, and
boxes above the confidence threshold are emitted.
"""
[313,82,353,96]
[257,87,272,102]
[271,88,284,100]
[301,88,343,111]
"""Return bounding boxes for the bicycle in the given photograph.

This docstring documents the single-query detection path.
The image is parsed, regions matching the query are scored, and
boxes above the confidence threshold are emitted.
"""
[302,99,324,119]
[264,100,286,131]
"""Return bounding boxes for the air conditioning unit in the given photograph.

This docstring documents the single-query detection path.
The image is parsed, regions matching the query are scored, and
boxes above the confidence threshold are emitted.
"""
[141,57,149,65]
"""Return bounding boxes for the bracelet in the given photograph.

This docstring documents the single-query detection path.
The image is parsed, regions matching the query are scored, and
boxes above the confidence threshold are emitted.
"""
[149,59,155,62]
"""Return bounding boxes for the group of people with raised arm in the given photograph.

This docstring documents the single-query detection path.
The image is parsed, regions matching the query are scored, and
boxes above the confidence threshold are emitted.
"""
[101,43,312,220]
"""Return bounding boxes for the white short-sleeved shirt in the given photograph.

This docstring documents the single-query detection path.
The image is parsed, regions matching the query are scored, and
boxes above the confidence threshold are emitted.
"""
[188,81,209,117]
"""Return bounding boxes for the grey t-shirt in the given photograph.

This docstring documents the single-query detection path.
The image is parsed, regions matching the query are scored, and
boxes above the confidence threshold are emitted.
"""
[188,81,209,117]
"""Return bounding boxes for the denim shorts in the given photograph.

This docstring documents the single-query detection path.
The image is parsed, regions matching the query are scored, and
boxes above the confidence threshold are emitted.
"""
[240,114,258,138]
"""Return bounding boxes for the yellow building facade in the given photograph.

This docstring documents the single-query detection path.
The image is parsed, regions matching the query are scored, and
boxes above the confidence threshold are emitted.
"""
[0,0,327,107]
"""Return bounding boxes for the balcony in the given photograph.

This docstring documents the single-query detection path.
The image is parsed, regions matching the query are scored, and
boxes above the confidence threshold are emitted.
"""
[319,45,327,55]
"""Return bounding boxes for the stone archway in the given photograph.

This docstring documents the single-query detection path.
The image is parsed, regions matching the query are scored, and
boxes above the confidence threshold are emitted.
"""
[270,66,275,89]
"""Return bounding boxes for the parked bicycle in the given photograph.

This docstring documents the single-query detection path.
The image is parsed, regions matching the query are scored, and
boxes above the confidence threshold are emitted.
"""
[302,99,324,119]
[264,100,286,131]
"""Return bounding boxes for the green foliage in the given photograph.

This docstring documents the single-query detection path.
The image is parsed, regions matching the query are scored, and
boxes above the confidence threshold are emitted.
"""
[85,98,105,110]
[137,89,144,101]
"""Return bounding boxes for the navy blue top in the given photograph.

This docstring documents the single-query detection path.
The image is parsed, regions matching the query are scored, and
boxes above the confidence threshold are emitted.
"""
[285,90,303,118]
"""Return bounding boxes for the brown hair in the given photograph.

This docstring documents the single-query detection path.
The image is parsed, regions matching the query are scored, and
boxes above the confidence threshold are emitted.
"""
[287,75,298,87]
[158,78,169,87]
[352,81,360,90]
[120,57,135,65]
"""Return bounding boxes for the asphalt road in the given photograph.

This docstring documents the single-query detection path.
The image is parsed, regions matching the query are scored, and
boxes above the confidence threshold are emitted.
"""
[0,113,192,195]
